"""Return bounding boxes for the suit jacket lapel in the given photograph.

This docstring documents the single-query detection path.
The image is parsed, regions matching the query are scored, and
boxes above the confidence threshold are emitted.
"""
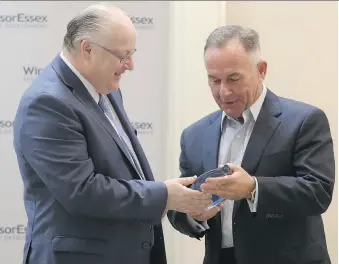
[107,92,155,181]
[51,55,140,177]
[202,111,223,230]
[241,89,282,174]
[202,112,223,172]
[233,89,282,217]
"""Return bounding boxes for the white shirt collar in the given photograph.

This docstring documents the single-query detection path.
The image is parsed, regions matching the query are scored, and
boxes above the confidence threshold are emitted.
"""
[221,84,267,130]
[60,51,100,104]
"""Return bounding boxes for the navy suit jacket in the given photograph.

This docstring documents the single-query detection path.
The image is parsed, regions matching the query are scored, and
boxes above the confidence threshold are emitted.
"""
[13,55,168,264]
[168,89,335,264]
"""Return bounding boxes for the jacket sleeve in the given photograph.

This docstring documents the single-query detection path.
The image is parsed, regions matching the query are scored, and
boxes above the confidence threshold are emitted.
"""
[256,108,335,219]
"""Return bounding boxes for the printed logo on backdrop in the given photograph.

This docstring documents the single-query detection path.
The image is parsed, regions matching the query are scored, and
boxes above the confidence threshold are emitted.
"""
[23,64,43,82]
[0,224,26,241]
[129,15,154,29]
[131,121,153,134]
[0,13,48,29]
[0,120,14,134]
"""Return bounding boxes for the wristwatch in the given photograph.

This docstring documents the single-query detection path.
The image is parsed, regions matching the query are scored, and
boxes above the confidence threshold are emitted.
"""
[247,176,256,202]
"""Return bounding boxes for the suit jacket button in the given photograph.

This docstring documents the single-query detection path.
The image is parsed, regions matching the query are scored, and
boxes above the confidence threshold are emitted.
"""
[142,242,151,250]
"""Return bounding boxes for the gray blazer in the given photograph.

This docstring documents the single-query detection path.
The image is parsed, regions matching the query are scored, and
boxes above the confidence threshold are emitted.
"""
[13,55,168,264]
[168,89,335,264]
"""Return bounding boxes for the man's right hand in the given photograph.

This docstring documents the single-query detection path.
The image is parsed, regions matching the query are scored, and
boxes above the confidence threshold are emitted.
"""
[165,177,212,215]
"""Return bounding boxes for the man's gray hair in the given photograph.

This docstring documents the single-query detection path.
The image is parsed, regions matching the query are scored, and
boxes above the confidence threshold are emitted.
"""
[62,3,123,54]
[204,25,261,62]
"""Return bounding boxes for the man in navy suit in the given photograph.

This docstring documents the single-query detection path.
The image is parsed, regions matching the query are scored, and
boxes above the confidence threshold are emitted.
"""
[168,25,335,264]
[13,3,212,264]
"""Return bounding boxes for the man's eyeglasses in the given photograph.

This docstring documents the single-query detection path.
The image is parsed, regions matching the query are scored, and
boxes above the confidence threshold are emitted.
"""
[91,42,136,64]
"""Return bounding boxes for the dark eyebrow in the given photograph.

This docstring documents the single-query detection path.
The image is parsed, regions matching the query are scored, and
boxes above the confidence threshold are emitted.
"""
[208,74,217,79]
[228,73,241,78]
[125,49,135,54]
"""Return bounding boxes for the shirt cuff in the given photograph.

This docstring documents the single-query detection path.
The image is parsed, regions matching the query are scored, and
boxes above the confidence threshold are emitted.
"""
[246,176,259,212]
[186,215,210,231]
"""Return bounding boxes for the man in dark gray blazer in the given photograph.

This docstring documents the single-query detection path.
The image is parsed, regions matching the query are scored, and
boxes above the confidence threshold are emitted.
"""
[13,3,212,264]
[168,25,335,264]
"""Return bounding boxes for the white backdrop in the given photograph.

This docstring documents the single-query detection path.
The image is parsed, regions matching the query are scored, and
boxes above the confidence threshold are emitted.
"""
[0,1,169,263]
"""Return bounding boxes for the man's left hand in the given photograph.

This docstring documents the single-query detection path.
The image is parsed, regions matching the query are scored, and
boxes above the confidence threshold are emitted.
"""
[201,163,255,200]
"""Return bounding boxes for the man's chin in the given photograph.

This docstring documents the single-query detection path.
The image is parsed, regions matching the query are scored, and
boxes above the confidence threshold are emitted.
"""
[110,82,121,91]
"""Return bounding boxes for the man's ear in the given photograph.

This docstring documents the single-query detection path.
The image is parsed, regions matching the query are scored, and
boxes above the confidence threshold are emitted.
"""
[257,60,267,82]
